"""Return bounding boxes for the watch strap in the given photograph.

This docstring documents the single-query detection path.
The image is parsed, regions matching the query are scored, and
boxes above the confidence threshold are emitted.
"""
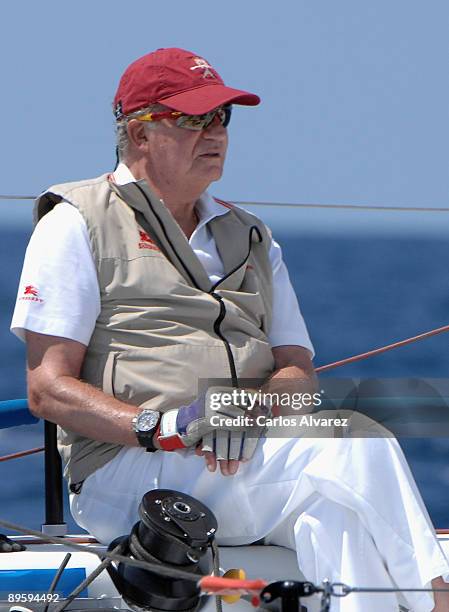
[157,410,188,451]
[137,430,158,452]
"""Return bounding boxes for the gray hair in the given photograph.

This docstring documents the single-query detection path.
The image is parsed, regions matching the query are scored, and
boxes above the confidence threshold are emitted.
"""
[115,103,167,162]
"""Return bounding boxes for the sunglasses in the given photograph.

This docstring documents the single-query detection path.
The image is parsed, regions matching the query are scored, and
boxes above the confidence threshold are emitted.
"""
[136,105,232,131]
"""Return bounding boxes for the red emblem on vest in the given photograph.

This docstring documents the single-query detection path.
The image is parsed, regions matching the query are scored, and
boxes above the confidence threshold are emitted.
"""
[138,230,160,251]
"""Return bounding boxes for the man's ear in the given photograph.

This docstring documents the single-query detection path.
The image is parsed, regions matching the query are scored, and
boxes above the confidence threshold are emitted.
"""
[127,119,150,152]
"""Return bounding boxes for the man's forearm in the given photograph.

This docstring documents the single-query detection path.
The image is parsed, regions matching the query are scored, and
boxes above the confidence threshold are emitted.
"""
[263,367,318,415]
[263,346,318,416]
[28,374,140,446]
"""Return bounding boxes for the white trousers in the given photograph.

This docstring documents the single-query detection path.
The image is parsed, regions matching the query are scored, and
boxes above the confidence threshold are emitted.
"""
[70,435,449,611]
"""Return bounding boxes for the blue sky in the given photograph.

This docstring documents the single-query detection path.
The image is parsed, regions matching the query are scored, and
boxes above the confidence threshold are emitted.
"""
[1,0,448,234]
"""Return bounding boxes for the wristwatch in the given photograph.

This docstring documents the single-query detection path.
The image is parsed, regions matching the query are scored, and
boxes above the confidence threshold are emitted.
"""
[132,409,161,452]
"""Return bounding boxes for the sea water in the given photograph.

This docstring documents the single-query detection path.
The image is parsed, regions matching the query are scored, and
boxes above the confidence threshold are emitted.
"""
[1,227,449,532]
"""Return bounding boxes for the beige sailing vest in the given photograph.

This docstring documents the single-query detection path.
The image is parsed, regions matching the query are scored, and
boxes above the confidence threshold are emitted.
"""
[35,174,275,485]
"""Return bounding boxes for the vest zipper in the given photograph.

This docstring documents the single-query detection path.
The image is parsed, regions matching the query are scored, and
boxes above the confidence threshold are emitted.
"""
[208,225,263,388]
[210,291,238,387]
[131,184,263,388]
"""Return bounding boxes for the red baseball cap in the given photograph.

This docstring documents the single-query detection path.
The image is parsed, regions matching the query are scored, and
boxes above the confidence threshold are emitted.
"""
[113,48,260,119]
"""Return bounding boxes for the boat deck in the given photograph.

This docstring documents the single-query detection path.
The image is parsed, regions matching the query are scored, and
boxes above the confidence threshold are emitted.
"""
[1,535,449,611]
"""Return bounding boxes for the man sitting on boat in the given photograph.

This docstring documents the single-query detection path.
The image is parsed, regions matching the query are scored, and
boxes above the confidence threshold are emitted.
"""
[11,47,449,611]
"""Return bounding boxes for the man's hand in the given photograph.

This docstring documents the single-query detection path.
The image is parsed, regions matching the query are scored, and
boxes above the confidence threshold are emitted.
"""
[194,445,239,476]
[200,395,268,475]
[198,346,317,475]
[192,347,317,475]
[157,388,268,475]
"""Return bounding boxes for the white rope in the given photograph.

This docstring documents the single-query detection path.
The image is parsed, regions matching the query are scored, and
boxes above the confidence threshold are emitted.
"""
[0,195,35,200]
[233,200,449,213]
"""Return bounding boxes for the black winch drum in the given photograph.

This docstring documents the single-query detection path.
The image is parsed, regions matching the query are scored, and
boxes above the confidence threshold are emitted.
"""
[107,489,218,612]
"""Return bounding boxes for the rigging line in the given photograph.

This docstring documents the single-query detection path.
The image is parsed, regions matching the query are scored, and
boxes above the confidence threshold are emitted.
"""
[345,586,449,594]
[0,517,202,584]
[316,323,449,373]
[236,201,449,213]
[0,446,44,462]
[52,543,124,612]
[42,553,71,612]
[0,517,269,597]
[2,518,449,598]
[0,195,35,200]
[1,193,449,213]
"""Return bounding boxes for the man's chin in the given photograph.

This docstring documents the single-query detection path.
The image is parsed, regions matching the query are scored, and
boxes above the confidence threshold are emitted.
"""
[196,164,225,183]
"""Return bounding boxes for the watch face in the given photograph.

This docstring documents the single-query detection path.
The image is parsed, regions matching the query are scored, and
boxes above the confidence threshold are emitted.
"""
[138,411,159,432]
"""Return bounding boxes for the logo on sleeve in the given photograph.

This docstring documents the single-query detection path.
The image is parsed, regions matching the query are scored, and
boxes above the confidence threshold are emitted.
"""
[20,285,44,303]
[138,230,160,252]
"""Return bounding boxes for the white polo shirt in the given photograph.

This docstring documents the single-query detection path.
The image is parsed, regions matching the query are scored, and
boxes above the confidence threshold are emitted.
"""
[11,164,314,355]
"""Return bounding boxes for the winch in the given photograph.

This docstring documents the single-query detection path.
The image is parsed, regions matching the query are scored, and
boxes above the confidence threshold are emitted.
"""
[106,489,218,612]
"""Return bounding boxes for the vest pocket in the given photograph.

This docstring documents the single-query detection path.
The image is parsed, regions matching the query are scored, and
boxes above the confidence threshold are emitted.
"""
[102,351,117,397]
[103,344,230,410]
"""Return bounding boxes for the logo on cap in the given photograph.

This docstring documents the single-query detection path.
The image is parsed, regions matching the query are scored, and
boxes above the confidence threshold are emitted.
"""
[190,58,215,79]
